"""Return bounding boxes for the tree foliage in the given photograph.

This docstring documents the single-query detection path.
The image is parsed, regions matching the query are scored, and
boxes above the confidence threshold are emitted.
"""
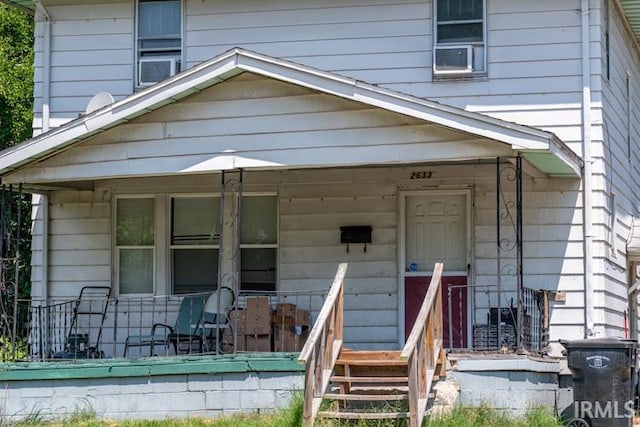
[0,5,33,301]
[0,4,34,148]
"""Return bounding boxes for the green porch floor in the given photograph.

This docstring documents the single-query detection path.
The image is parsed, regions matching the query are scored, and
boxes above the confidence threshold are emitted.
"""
[0,353,304,381]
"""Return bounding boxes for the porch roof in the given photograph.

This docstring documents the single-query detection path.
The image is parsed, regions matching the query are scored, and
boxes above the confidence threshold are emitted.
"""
[0,48,582,184]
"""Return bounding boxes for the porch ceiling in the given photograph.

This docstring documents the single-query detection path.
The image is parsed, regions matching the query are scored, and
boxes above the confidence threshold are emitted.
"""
[0,48,582,187]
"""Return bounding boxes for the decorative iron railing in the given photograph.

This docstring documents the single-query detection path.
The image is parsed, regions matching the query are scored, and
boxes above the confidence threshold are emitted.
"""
[443,284,550,354]
[26,288,328,361]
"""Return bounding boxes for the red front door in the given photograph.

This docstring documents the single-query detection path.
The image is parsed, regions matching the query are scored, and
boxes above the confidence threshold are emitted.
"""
[404,276,467,348]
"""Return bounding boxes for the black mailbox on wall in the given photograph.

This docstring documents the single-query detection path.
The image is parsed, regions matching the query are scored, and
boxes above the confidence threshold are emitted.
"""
[340,225,372,252]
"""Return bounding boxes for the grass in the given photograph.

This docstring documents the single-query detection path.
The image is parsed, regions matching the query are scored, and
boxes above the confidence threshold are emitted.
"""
[2,397,564,427]
[424,405,563,427]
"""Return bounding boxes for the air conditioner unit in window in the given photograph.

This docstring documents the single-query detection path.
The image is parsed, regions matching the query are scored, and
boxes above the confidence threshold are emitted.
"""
[138,57,177,86]
[433,45,473,75]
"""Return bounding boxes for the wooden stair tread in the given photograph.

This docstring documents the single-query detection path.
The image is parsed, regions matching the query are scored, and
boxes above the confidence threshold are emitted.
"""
[324,392,408,401]
[336,359,408,367]
[338,349,403,360]
[337,350,406,367]
[318,410,409,420]
[330,375,409,383]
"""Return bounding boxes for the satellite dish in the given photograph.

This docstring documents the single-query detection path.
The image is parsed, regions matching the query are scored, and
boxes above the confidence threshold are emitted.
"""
[85,92,115,114]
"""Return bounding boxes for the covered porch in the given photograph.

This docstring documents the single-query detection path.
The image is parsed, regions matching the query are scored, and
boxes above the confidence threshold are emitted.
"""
[0,48,582,363]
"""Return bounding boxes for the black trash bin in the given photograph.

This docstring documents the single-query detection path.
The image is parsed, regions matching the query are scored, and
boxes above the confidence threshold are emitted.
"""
[560,338,637,427]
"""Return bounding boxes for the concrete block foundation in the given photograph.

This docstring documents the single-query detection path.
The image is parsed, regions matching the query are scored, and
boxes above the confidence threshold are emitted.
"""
[0,354,304,421]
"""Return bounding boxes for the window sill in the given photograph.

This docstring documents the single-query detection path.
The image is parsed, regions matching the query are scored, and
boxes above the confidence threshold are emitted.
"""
[433,73,488,83]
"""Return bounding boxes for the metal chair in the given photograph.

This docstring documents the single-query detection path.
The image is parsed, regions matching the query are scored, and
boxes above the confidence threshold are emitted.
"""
[123,294,208,357]
[200,286,235,353]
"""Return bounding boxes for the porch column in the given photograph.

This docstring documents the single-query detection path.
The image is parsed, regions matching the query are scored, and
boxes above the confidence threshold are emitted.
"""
[495,157,524,351]
[217,170,243,297]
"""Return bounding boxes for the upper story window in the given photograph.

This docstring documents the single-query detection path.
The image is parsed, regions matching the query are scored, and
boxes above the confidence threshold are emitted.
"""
[433,0,486,78]
[136,0,182,87]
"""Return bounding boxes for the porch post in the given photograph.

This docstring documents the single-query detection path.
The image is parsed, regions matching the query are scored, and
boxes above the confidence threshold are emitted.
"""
[515,156,524,352]
[496,158,502,349]
[217,170,243,351]
[496,157,523,352]
[217,171,226,296]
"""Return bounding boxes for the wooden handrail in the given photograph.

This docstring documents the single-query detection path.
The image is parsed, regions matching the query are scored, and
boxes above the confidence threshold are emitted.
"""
[298,263,347,427]
[400,262,444,427]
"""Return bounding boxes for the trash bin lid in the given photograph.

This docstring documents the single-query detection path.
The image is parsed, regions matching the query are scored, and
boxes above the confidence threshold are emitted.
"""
[560,337,637,349]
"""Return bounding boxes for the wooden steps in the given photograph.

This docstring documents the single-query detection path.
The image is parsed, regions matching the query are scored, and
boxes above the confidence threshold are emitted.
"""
[318,348,424,423]
[298,263,446,427]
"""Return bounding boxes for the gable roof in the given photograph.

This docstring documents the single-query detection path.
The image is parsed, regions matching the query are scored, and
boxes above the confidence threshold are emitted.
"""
[0,48,582,180]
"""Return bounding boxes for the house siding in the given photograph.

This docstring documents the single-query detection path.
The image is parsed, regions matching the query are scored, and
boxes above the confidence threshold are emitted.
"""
[33,0,586,152]
[279,180,399,349]
[33,1,134,133]
[46,190,111,299]
[598,0,640,336]
[29,194,45,300]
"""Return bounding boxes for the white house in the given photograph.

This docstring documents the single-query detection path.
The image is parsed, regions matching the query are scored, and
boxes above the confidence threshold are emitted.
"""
[0,0,639,358]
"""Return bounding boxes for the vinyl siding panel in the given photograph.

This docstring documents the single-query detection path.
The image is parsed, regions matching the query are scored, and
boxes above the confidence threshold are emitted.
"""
[29,194,46,300]
[33,0,588,149]
[278,182,398,348]
[32,1,133,134]
[599,0,640,337]
[46,190,111,299]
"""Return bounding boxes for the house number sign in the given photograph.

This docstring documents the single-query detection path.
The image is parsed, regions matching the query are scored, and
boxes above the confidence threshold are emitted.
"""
[409,171,433,179]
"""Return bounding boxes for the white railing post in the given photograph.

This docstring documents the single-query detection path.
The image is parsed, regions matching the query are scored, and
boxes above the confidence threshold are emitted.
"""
[298,263,348,427]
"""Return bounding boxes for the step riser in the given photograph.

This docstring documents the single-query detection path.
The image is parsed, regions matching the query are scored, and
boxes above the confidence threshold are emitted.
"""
[325,393,408,401]
[318,411,409,420]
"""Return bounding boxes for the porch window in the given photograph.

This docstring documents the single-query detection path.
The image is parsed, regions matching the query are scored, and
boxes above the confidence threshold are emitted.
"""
[434,0,486,77]
[241,196,278,292]
[136,0,182,86]
[116,198,155,294]
[171,197,220,294]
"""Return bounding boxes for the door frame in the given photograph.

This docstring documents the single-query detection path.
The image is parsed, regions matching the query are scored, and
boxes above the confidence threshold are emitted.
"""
[397,188,473,347]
